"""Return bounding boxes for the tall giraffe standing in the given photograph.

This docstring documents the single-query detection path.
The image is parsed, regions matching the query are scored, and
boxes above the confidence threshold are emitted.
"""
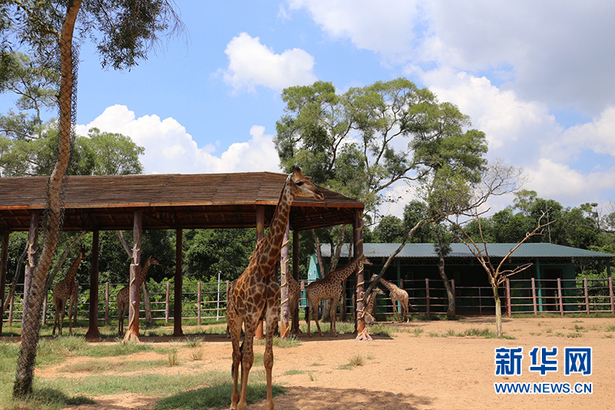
[117,255,162,336]
[304,255,372,337]
[379,277,410,322]
[281,264,301,336]
[364,287,385,325]
[227,166,324,410]
[52,246,89,336]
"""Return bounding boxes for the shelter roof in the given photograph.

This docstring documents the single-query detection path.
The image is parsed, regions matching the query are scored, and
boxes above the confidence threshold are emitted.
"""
[0,172,363,231]
[322,243,615,260]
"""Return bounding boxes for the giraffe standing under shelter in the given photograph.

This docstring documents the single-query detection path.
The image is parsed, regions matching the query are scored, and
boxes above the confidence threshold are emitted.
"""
[226,166,324,410]
[52,246,89,336]
[304,254,372,337]
[117,255,162,336]
[378,276,410,322]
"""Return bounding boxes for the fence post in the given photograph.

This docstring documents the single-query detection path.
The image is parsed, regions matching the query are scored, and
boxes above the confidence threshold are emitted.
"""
[105,282,110,327]
[609,277,614,315]
[425,278,430,316]
[583,278,590,314]
[531,278,537,315]
[216,272,221,321]
[165,282,170,325]
[8,291,15,326]
[451,278,456,313]
[505,278,511,317]
[197,282,202,326]
[557,278,564,316]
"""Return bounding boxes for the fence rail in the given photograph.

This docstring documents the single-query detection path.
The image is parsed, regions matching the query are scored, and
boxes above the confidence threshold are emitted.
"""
[2,277,614,327]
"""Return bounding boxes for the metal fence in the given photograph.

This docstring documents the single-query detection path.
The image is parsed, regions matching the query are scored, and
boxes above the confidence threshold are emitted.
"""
[3,276,614,327]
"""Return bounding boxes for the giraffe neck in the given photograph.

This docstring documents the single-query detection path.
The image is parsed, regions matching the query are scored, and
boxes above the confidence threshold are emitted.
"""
[329,257,362,283]
[139,258,154,286]
[64,253,84,283]
[379,278,397,292]
[255,176,294,275]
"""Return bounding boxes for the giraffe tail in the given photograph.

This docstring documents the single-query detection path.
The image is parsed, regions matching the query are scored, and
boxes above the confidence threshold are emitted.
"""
[304,305,310,322]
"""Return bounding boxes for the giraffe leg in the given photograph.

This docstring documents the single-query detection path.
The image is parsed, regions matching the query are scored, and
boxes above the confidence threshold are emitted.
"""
[52,299,62,336]
[118,305,124,336]
[59,301,66,336]
[68,298,74,336]
[314,300,323,337]
[264,304,278,410]
[305,299,312,337]
[330,295,340,336]
[237,319,257,410]
[229,312,243,410]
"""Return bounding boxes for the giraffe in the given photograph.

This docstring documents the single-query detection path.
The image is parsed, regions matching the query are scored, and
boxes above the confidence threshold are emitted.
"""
[281,265,301,336]
[364,287,385,325]
[52,246,89,336]
[378,277,410,322]
[304,255,372,337]
[227,166,324,410]
[117,255,162,336]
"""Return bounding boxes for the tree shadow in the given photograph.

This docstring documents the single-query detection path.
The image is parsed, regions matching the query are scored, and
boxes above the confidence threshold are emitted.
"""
[248,386,433,410]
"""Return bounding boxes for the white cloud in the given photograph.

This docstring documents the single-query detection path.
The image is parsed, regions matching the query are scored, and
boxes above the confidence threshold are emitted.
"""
[222,32,317,92]
[288,0,420,58]
[76,105,282,174]
[561,107,615,157]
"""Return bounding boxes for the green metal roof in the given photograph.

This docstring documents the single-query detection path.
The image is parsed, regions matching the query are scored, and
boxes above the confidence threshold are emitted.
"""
[321,243,615,260]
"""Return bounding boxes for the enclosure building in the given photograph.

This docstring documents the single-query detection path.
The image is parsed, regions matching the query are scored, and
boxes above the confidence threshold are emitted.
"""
[317,243,615,316]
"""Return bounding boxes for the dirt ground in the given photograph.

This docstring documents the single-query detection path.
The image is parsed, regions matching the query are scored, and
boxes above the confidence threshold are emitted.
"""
[41,316,615,410]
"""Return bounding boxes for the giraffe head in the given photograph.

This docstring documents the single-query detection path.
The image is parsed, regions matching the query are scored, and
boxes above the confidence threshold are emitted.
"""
[79,246,90,258]
[289,166,325,200]
[361,256,373,266]
[373,287,385,295]
[147,255,163,268]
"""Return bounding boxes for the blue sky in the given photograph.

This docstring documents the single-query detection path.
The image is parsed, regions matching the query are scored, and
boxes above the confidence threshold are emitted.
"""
[3,1,615,217]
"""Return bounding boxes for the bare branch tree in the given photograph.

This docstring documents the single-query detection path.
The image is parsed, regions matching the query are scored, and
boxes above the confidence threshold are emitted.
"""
[448,211,556,337]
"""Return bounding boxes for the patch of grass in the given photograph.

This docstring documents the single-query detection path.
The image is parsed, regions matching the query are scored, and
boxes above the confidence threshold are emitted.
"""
[59,359,167,373]
[184,337,203,348]
[605,325,615,332]
[5,388,95,410]
[190,349,204,361]
[445,328,456,337]
[370,324,396,337]
[573,325,586,333]
[167,349,179,367]
[338,355,365,370]
[567,332,583,338]
[283,369,305,376]
[462,328,498,338]
[79,340,158,358]
[428,332,440,337]
[413,328,424,337]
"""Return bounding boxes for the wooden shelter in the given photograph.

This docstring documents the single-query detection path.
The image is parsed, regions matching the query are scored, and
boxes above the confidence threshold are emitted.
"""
[0,172,364,339]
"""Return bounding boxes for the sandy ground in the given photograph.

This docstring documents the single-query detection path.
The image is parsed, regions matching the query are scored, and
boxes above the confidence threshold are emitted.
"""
[38,316,615,410]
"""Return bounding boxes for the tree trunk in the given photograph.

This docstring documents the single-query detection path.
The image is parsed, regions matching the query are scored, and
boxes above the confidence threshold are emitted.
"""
[435,228,455,318]
[14,0,81,398]
[492,284,503,338]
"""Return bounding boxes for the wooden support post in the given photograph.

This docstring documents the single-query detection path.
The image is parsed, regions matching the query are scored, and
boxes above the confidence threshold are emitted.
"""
[105,282,110,326]
[86,230,100,339]
[1,231,9,336]
[173,228,184,337]
[279,223,291,338]
[583,278,590,314]
[505,278,512,317]
[125,210,142,342]
[197,282,202,326]
[425,278,431,316]
[165,282,171,325]
[255,206,265,340]
[292,229,301,333]
[23,211,39,316]
[609,277,615,315]
[531,277,538,315]
[354,210,366,337]
[557,278,564,316]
